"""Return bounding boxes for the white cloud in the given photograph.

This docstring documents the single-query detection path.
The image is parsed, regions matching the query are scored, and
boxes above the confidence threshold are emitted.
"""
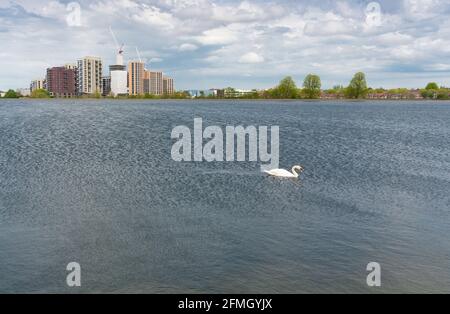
[131,6,177,29]
[179,43,198,51]
[149,57,163,63]
[1,0,450,90]
[196,26,239,45]
[239,52,264,64]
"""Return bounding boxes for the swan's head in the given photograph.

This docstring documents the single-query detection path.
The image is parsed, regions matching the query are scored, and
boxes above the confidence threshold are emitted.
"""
[293,165,304,173]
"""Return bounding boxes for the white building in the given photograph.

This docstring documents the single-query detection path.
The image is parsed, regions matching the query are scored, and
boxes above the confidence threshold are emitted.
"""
[17,88,31,97]
[31,79,45,92]
[110,50,128,96]
[77,56,103,95]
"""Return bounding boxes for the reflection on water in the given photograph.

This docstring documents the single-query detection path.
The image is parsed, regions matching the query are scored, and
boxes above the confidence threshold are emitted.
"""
[0,100,449,293]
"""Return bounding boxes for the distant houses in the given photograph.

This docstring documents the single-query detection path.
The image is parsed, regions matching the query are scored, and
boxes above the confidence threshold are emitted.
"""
[366,89,424,100]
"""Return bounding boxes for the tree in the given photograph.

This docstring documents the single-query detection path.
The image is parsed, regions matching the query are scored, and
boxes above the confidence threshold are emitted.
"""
[425,82,439,90]
[437,90,450,100]
[275,76,299,99]
[93,90,102,99]
[346,72,368,99]
[30,89,51,98]
[302,74,322,99]
[3,89,19,98]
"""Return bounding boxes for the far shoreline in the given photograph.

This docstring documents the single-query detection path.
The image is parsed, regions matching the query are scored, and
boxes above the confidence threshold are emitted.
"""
[2,97,450,102]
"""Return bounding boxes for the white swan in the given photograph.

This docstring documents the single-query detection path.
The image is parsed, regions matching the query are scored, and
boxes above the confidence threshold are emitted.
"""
[264,166,304,178]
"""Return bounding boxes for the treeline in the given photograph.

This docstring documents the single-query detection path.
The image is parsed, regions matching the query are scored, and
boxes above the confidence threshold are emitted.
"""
[419,83,450,100]
[0,89,51,99]
[3,74,449,100]
[122,91,191,100]
[258,72,368,100]
[0,89,190,99]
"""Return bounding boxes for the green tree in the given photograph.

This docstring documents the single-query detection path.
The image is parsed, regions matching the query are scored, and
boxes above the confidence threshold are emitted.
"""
[346,72,368,99]
[93,90,102,99]
[275,76,299,99]
[30,89,51,98]
[302,74,322,99]
[3,89,19,98]
[425,82,439,90]
[437,89,450,100]
[420,89,435,99]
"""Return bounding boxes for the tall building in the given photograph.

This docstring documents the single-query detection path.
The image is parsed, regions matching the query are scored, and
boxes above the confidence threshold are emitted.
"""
[77,56,103,96]
[31,79,45,92]
[163,76,174,95]
[65,63,77,70]
[143,70,151,94]
[110,49,128,96]
[65,64,78,95]
[102,76,111,96]
[128,61,145,96]
[149,71,163,95]
[46,66,76,98]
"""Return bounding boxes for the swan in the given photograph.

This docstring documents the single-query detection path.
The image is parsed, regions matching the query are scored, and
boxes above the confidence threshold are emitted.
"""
[264,166,304,178]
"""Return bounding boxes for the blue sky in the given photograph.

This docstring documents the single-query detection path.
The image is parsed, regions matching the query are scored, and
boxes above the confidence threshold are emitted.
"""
[1,0,450,91]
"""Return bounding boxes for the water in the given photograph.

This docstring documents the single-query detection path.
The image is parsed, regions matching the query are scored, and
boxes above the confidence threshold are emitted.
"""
[0,99,449,293]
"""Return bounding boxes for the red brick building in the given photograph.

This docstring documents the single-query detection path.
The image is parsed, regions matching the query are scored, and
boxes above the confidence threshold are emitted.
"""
[46,67,76,98]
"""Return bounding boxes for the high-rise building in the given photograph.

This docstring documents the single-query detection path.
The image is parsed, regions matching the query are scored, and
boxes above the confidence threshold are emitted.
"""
[46,66,77,98]
[102,76,111,96]
[110,50,128,96]
[149,71,163,95]
[143,70,151,94]
[65,64,78,95]
[77,56,103,96]
[65,63,77,70]
[128,61,145,96]
[163,76,174,95]
[31,79,46,92]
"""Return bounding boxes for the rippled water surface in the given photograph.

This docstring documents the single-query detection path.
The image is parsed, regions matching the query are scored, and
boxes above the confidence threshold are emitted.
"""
[0,99,449,293]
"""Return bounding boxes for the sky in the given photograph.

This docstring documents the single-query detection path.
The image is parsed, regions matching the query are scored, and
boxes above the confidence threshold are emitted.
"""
[1,0,450,91]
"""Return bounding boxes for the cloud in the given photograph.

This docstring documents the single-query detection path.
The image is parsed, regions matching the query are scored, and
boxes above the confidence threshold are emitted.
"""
[178,43,198,51]
[239,52,264,64]
[150,57,163,63]
[196,26,239,45]
[1,0,450,90]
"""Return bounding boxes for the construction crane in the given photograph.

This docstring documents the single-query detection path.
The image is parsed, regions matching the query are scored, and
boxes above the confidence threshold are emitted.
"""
[135,47,142,63]
[109,26,124,56]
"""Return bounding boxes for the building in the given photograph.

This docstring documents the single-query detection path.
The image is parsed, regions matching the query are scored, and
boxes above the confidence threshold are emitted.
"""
[31,79,46,92]
[102,76,111,96]
[46,66,77,98]
[143,70,151,94]
[143,70,163,95]
[209,89,224,98]
[77,56,103,96]
[65,63,77,70]
[163,76,174,95]
[110,65,128,96]
[0,91,5,97]
[223,88,255,98]
[65,64,78,94]
[149,71,163,95]
[128,61,145,96]
[110,50,128,96]
[16,88,31,97]
[186,90,215,98]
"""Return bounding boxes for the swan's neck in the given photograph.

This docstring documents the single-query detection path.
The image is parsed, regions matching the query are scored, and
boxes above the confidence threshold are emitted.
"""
[292,167,300,177]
